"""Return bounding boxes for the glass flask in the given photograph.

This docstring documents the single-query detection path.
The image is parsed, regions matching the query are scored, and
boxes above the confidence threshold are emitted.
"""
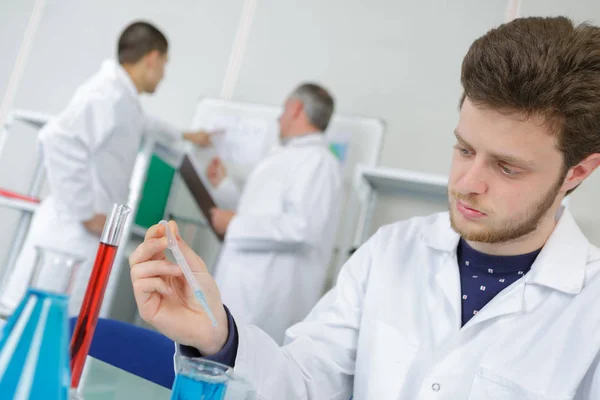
[0,246,83,399]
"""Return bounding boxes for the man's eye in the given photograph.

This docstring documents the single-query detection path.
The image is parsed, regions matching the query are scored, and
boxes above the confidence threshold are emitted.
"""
[454,145,472,156]
[499,164,518,175]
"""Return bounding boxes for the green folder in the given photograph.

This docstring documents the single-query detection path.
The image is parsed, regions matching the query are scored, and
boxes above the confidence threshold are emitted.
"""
[134,154,176,229]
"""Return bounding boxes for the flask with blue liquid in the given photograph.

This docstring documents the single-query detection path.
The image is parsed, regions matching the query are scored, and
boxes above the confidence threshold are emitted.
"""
[171,356,255,400]
[0,246,83,399]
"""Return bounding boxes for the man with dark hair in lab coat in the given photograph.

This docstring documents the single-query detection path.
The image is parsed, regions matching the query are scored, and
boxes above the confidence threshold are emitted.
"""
[0,21,213,317]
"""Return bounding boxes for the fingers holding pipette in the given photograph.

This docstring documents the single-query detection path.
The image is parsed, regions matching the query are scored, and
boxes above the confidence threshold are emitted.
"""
[145,220,166,240]
[129,257,181,317]
[131,221,182,264]
[129,221,230,354]
[133,277,173,298]
[166,221,211,275]
[130,260,182,281]
[129,236,168,264]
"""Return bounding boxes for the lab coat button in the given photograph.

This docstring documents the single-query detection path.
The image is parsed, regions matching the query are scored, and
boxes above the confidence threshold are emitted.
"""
[432,383,441,392]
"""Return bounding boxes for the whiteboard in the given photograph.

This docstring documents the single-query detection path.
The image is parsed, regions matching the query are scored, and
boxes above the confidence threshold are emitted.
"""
[188,98,384,184]
[170,97,385,282]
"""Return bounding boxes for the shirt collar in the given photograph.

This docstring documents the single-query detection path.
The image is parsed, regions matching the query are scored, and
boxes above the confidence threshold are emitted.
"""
[282,132,326,147]
[422,207,596,295]
[100,59,140,102]
[523,207,594,294]
[458,238,541,274]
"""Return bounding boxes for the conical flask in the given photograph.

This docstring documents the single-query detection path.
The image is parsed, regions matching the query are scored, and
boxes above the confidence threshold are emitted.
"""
[0,246,83,399]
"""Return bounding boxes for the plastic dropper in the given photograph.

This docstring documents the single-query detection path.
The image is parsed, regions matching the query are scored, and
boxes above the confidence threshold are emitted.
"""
[160,220,217,326]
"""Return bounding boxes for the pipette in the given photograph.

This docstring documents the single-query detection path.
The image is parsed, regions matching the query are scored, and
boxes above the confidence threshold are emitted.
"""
[159,220,217,327]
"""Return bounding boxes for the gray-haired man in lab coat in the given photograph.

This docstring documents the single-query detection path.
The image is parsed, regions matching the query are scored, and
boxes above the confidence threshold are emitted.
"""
[206,84,344,344]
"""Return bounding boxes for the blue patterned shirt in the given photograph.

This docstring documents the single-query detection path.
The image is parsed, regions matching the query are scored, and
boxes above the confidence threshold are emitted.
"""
[458,239,541,326]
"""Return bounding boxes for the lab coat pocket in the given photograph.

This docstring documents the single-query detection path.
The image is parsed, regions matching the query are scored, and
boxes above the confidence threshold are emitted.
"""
[468,368,574,400]
[366,320,419,398]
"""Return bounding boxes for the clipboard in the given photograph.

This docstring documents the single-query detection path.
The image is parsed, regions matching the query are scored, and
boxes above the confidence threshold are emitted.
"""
[178,154,225,242]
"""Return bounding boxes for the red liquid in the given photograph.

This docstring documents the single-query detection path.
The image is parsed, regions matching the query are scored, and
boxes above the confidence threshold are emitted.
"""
[69,242,118,388]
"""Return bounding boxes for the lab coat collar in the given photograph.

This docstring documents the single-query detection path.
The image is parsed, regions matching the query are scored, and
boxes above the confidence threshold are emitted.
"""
[421,211,460,253]
[424,207,595,295]
[284,132,326,148]
[524,207,595,295]
[99,59,140,102]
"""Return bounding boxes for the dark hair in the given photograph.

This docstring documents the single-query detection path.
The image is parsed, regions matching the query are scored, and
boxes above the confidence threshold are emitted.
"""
[461,16,600,194]
[290,83,335,131]
[117,21,168,64]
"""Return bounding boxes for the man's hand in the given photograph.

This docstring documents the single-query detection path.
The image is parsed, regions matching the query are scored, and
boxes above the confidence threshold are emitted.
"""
[183,130,219,147]
[210,208,235,236]
[206,157,227,187]
[82,214,107,236]
[129,221,229,355]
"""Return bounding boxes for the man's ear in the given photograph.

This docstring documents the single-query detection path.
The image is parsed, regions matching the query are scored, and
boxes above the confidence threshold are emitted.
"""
[144,50,161,67]
[561,153,600,192]
[290,99,304,118]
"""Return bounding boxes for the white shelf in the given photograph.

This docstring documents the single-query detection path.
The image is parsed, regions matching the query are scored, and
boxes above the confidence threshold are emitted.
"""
[357,165,448,198]
[9,109,52,128]
[0,197,39,213]
[341,165,451,267]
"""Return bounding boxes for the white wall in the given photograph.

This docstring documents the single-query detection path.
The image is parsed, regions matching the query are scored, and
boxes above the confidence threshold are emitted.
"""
[1,0,600,317]
[11,0,244,120]
[235,0,506,176]
[0,0,35,99]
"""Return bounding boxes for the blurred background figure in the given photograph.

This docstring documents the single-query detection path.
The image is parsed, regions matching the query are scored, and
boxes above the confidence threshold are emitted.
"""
[205,83,343,343]
[0,21,212,317]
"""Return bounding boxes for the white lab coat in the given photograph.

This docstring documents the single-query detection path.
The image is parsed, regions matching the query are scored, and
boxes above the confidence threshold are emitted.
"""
[0,60,180,316]
[207,207,600,399]
[213,133,343,344]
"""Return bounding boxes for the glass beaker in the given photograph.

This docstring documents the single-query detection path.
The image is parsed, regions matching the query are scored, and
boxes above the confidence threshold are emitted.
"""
[171,356,256,400]
[0,246,83,400]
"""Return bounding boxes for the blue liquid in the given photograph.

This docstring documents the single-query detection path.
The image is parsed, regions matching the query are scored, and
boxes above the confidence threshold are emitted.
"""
[0,289,70,399]
[194,290,217,327]
[171,374,227,400]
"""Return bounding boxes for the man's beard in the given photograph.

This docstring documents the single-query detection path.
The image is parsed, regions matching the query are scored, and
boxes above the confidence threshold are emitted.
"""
[449,174,565,243]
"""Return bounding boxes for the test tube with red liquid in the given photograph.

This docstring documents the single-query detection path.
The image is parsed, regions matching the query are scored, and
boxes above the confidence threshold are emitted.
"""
[69,203,131,389]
